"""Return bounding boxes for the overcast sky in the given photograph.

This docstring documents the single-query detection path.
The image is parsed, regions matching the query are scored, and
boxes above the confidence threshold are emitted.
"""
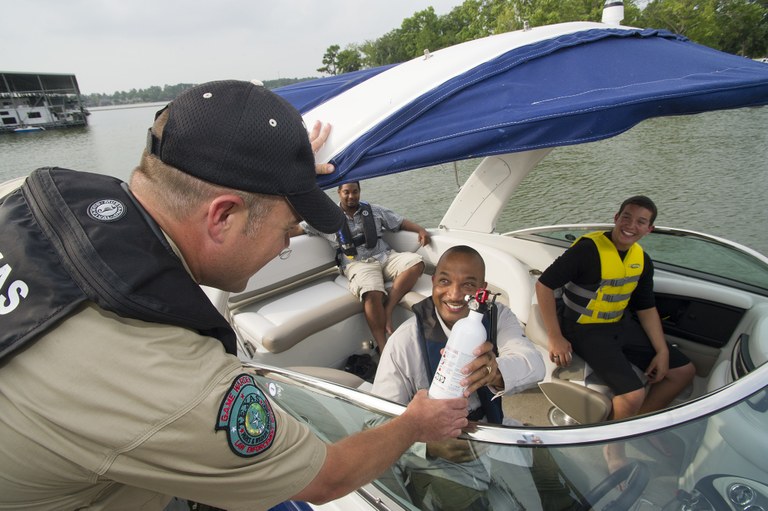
[2,0,465,95]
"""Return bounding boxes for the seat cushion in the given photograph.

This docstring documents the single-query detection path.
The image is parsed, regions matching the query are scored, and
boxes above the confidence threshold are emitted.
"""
[538,380,612,424]
[233,279,360,354]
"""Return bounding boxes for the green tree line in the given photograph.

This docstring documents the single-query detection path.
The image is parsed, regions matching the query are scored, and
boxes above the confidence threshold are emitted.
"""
[83,78,312,107]
[85,0,766,104]
[318,0,768,75]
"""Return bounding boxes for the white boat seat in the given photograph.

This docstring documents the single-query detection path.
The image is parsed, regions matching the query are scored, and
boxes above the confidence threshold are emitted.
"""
[525,302,592,384]
[236,273,433,355]
[233,277,361,354]
[538,380,612,424]
[399,274,434,311]
[526,303,648,424]
[225,233,434,357]
[221,235,355,355]
[210,231,517,363]
[707,307,768,393]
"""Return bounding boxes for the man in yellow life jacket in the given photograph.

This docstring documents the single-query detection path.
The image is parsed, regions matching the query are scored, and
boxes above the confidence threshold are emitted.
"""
[535,195,695,473]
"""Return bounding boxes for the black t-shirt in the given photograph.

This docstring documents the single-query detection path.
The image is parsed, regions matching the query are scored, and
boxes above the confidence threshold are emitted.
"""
[538,232,656,312]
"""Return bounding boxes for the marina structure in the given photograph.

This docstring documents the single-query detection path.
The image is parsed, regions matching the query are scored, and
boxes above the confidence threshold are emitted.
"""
[1,72,88,133]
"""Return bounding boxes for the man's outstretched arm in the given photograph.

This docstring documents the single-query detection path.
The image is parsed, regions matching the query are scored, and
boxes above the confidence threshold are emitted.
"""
[292,391,468,504]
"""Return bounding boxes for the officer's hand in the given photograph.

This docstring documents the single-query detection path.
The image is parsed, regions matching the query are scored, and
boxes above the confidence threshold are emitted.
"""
[309,121,334,175]
[402,390,468,443]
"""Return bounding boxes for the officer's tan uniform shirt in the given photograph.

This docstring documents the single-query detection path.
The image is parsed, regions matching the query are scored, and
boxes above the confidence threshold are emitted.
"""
[0,303,326,510]
[0,185,327,511]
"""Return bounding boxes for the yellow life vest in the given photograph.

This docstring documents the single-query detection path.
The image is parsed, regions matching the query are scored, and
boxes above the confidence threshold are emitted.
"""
[562,231,644,324]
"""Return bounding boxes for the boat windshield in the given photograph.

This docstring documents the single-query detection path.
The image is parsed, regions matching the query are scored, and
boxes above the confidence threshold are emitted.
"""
[510,226,768,297]
[251,366,768,511]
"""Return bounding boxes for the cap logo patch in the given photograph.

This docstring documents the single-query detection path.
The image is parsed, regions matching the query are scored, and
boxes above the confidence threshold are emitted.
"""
[88,199,126,222]
[269,118,277,127]
[216,374,276,457]
[203,92,213,99]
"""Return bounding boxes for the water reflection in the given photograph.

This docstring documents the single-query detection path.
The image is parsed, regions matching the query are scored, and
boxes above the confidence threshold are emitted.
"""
[2,105,767,254]
[0,103,162,182]
[361,107,768,255]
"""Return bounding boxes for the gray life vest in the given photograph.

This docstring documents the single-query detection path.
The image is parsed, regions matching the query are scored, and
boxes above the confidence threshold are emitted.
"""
[335,201,379,259]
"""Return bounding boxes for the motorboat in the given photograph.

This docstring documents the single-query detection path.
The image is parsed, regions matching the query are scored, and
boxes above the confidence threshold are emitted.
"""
[200,4,768,510]
[12,125,45,133]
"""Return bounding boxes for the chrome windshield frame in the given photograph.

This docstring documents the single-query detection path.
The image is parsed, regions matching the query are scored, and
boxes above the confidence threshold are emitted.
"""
[506,223,768,264]
[243,361,768,446]
[506,223,768,296]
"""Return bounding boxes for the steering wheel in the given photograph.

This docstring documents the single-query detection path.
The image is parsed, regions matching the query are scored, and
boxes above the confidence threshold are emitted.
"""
[574,461,650,511]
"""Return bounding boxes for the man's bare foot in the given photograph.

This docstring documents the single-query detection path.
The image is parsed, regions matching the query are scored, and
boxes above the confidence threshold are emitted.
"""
[603,444,629,474]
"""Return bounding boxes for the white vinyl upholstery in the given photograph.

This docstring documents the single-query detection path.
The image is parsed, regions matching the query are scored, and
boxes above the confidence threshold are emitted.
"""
[228,233,432,356]
[210,231,532,366]
[525,302,649,424]
[707,304,768,393]
[234,278,360,354]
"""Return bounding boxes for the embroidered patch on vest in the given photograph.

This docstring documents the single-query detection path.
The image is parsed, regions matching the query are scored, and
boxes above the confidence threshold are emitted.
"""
[216,373,276,457]
[87,199,126,222]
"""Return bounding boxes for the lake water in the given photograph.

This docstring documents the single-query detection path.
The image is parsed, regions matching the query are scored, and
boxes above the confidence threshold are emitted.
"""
[2,103,767,255]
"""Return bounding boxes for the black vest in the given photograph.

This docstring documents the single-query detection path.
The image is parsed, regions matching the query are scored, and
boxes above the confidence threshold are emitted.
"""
[412,297,503,424]
[0,167,237,361]
[335,201,378,258]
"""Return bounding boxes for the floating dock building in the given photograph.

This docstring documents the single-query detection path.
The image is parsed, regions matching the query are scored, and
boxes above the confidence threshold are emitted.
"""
[1,72,88,133]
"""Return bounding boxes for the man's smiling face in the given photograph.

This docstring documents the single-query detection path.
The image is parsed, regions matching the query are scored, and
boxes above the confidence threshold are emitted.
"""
[431,251,487,329]
[611,203,655,251]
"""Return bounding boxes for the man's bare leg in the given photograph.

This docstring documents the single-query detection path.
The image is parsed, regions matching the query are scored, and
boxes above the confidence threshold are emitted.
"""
[603,388,645,473]
[363,290,387,352]
[638,362,696,455]
[384,262,424,334]
[639,362,696,414]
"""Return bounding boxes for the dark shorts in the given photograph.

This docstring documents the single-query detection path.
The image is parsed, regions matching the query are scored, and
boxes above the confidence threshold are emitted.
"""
[563,315,690,395]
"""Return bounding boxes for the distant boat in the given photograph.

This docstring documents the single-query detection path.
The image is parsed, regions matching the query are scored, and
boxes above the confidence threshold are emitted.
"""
[1,72,88,134]
[12,126,45,133]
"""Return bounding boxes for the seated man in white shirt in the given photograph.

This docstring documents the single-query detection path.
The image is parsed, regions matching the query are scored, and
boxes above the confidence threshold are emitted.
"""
[372,245,548,510]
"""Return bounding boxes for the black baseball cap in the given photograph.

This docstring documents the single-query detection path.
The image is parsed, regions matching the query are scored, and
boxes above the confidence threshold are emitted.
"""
[147,80,343,233]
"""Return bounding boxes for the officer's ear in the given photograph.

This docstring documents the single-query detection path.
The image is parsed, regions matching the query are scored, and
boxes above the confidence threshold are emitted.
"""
[207,195,247,242]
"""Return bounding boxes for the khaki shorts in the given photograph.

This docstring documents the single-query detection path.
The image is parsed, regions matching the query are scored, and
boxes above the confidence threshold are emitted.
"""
[345,251,423,300]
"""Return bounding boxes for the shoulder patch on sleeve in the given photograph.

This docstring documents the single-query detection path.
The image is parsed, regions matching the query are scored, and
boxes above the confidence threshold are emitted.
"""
[216,373,276,457]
